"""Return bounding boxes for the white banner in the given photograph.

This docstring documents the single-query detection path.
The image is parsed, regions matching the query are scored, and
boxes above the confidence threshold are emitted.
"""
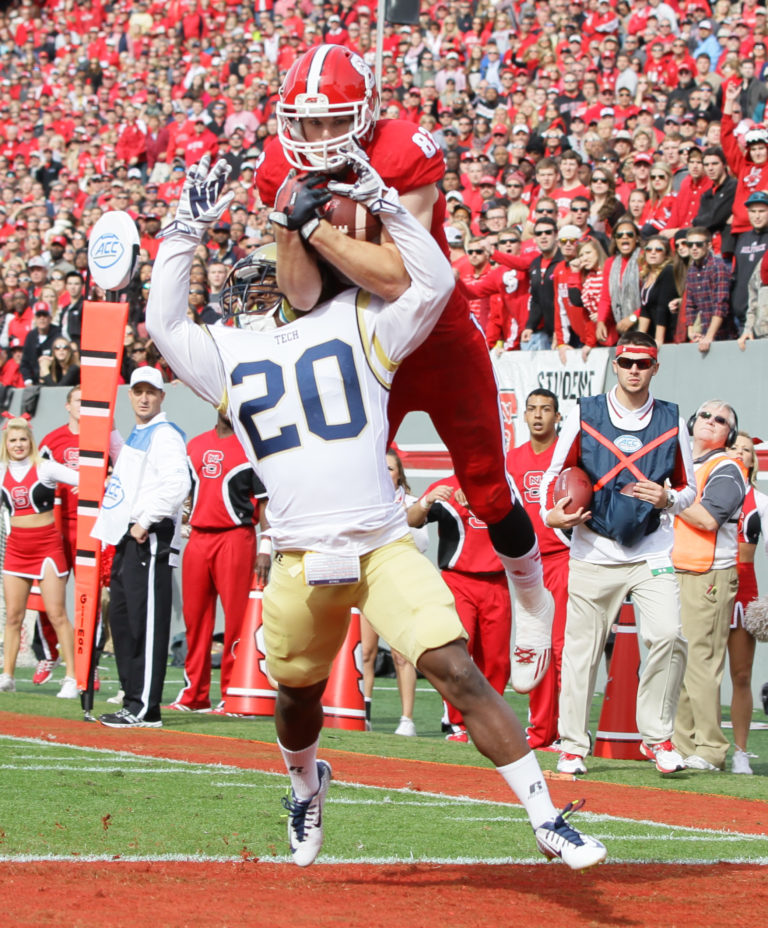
[492,348,611,456]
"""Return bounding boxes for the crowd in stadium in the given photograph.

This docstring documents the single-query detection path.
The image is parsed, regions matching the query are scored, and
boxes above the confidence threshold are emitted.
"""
[0,0,768,383]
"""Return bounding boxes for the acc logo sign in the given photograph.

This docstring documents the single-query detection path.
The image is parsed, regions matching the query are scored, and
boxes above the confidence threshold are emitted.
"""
[90,233,124,270]
[614,434,643,454]
[102,476,125,510]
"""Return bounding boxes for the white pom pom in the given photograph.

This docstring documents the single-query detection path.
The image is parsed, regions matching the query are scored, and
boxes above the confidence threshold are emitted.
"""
[744,594,768,642]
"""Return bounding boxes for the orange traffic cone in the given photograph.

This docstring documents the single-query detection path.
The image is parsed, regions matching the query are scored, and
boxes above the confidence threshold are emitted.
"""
[593,600,644,761]
[28,585,45,611]
[220,577,277,717]
[322,608,366,730]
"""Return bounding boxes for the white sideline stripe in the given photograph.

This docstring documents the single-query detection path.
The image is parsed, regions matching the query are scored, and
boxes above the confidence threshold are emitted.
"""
[0,854,767,866]
[596,730,642,740]
[226,687,276,698]
[0,734,763,841]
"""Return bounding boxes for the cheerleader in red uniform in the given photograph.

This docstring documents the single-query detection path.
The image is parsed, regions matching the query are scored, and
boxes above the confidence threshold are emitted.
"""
[0,418,79,697]
[728,432,768,774]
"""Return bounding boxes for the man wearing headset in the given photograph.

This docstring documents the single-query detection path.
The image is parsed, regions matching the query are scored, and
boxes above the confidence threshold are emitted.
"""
[672,400,747,771]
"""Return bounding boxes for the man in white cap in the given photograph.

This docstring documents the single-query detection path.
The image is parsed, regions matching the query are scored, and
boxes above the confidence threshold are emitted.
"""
[93,367,190,728]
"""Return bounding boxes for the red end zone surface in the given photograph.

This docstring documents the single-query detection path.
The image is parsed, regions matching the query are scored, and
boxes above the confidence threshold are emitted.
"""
[5,861,768,928]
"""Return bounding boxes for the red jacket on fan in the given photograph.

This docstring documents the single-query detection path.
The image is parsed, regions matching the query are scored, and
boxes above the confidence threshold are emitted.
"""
[722,111,768,234]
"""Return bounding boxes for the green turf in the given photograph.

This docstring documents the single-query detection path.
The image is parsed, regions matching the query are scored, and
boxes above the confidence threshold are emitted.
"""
[1,738,766,864]
[0,657,767,867]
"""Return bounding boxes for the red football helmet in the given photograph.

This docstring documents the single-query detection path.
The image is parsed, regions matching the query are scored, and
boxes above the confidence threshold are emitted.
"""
[277,44,380,171]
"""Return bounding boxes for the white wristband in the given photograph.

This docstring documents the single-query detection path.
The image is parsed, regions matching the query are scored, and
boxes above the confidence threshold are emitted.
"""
[420,497,431,511]
[258,537,273,556]
[300,217,320,241]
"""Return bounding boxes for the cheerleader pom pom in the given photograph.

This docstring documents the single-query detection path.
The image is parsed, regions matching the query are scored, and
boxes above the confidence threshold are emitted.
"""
[745,595,768,642]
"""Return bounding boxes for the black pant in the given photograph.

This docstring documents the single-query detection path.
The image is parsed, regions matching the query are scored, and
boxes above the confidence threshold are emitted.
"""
[110,519,175,721]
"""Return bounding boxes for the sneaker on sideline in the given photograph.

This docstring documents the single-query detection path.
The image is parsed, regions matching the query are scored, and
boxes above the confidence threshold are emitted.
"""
[557,752,587,775]
[510,590,554,693]
[57,677,79,699]
[731,748,753,775]
[0,673,16,693]
[534,799,607,870]
[394,716,417,737]
[162,702,213,712]
[282,760,332,867]
[640,740,686,773]
[684,754,720,771]
[99,708,162,729]
[106,688,124,705]
[33,659,59,685]
[445,725,469,743]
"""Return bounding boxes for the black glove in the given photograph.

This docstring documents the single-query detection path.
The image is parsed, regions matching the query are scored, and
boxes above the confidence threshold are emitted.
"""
[270,172,332,239]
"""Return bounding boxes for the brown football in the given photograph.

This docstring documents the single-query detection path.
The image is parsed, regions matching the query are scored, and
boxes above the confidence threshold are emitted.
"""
[553,466,594,514]
[320,194,382,243]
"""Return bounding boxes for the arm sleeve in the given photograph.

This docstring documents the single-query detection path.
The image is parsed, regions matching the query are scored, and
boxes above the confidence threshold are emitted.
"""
[145,232,229,408]
[490,250,534,271]
[667,419,697,514]
[721,112,745,173]
[463,269,500,299]
[362,201,453,366]
[699,461,746,526]
[538,407,583,521]
[597,258,614,324]
[38,459,79,488]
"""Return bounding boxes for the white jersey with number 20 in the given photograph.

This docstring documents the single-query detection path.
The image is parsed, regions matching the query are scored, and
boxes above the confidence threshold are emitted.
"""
[146,205,452,555]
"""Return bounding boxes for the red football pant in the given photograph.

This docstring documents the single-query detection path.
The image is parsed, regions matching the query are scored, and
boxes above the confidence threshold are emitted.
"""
[526,549,570,748]
[388,288,515,528]
[177,526,255,709]
[441,570,512,728]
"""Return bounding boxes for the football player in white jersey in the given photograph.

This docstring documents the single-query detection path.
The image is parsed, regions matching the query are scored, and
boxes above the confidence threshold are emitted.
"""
[145,156,606,871]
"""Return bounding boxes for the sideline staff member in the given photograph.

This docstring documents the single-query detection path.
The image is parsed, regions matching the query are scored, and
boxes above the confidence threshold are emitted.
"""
[541,332,696,776]
[672,400,746,770]
[93,367,190,728]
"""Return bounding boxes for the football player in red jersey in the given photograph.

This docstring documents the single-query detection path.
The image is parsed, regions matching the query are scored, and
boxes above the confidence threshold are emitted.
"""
[255,45,554,693]
[506,390,570,749]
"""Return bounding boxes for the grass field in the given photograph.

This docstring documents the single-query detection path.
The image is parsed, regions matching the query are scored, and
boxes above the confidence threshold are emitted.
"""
[1,659,767,867]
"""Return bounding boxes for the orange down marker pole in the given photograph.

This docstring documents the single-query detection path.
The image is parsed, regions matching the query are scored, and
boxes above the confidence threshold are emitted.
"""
[73,300,128,696]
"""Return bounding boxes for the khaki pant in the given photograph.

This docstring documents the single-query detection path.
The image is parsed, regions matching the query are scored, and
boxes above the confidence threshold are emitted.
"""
[673,567,738,769]
[559,559,688,758]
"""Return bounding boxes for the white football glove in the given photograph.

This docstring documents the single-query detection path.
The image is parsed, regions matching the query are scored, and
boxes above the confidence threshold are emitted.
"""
[161,155,235,240]
[327,146,402,215]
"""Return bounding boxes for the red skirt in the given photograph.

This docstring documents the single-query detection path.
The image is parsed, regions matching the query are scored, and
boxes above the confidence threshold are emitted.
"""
[3,523,69,579]
[731,561,759,630]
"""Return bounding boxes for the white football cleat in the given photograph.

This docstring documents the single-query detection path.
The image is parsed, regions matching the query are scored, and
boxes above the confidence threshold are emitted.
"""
[282,760,332,867]
[535,799,607,870]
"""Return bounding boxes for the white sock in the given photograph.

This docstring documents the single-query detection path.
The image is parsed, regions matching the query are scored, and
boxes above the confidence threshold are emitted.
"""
[496,751,558,829]
[278,738,320,800]
[496,544,548,615]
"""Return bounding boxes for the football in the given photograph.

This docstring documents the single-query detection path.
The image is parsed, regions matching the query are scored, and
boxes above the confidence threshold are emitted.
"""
[321,194,382,243]
[553,466,594,514]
